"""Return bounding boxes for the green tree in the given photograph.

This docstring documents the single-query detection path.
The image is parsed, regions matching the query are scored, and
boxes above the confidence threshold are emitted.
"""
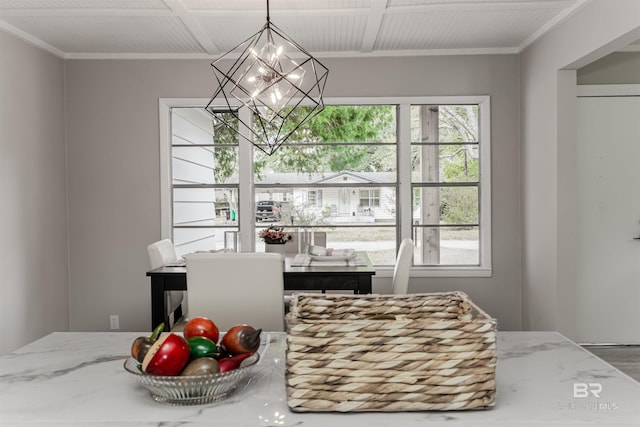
[211,105,396,180]
[210,114,240,216]
[439,105,478,183]
[258,105,396,174]
[438,106,479,225]
[210,112,239,183]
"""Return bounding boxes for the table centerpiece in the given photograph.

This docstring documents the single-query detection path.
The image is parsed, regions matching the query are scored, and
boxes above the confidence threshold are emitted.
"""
[259,225,292,258]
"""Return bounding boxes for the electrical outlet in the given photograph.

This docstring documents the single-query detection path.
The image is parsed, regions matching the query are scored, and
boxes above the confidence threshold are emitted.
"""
[109,315,120,330]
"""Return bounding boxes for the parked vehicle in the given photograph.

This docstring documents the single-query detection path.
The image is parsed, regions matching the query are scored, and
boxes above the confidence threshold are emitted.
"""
[255,201,282,222]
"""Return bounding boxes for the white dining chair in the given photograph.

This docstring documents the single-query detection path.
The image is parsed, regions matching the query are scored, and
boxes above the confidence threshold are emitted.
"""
[147,239,180,268]
[392,238,414,295]
[185,252,286,332]
[147,239,186,327]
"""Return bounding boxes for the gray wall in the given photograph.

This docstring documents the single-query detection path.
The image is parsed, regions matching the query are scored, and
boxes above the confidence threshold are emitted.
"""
[0,31,68,354]
[64,55,522,333]
[520,0,640,338]
[578,52,640,85]
[6,0,637,353]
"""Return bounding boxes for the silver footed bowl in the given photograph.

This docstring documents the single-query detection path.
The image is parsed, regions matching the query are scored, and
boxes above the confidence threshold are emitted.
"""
[123,353,260,405]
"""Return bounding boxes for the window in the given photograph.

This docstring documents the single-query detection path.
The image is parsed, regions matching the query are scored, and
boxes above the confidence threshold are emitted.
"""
[160,97,491,275]
[359,189,380,208]
[410,104,488,268]
[253,104,398,264]
[307,190,323,207]
[167,107,239,255]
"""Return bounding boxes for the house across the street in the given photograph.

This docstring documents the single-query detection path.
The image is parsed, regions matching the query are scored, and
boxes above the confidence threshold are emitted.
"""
[255,171,396,223]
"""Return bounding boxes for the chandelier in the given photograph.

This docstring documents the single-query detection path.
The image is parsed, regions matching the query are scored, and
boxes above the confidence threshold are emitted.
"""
[205,0,329,156]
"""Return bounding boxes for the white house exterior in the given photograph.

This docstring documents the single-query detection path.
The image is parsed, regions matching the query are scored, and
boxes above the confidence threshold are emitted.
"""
[255,171,396,223]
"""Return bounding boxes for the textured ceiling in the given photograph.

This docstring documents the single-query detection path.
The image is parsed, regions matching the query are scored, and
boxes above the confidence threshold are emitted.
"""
[0,0,599,59]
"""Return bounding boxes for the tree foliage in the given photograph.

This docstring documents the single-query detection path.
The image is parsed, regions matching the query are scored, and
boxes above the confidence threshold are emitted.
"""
[257,105,396,174]
[411,105,480,226]
[211,105,396,181]
[437,106,479,225]
[211,113,239,184]
[438,106,479,183]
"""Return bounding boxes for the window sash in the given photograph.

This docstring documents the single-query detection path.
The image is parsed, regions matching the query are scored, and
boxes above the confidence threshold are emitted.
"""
[159,96,491,276]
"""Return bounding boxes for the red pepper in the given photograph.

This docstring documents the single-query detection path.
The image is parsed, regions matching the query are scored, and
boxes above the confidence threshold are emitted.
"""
[218,352,253,372]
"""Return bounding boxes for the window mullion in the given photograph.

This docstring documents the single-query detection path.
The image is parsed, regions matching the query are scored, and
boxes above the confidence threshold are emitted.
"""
[397,103,413,246]
[238,107,254,252]
[478,98,492,270]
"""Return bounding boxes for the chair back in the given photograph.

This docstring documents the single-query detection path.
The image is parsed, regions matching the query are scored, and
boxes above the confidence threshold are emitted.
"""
[147,239,184,326]
[286,231,327,254]
[392,238,414,295]
[147,239,178,269]
[186,252,285,332]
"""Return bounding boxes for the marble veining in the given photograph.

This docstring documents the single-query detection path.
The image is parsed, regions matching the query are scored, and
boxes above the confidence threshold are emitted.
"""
[583,345,640,382]
[0,331,639,426]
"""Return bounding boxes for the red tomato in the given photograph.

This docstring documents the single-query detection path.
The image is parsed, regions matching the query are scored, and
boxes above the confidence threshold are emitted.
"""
[142,333,190,376]
[183,317,220,344]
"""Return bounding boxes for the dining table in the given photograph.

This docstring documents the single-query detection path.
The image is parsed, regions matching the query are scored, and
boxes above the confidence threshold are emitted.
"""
[146,251,376,329]
[1,331,639,426]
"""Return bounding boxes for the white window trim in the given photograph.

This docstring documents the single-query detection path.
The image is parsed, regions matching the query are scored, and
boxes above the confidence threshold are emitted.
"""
[159,96,492,277]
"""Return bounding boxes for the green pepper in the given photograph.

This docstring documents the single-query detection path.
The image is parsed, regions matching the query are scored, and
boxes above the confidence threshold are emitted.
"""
[187,336,217,359]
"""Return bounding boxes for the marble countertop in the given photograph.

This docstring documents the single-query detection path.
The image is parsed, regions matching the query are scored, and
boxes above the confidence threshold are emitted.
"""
[1,331,639,426]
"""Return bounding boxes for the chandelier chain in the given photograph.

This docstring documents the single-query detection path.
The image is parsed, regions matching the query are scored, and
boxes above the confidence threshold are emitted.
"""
[266,0,270,23]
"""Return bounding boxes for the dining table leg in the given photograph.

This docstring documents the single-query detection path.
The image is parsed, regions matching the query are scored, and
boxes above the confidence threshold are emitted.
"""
[150,276,168,329]
[357,275,373,294]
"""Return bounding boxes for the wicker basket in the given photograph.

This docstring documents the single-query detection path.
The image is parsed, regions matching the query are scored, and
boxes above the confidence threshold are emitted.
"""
[285,291,497,412]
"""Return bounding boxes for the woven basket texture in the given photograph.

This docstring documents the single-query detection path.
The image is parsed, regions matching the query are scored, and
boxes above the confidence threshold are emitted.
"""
[285,291,497,412]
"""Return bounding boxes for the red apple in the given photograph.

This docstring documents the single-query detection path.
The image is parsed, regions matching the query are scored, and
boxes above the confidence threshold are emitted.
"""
[142,333,190,376]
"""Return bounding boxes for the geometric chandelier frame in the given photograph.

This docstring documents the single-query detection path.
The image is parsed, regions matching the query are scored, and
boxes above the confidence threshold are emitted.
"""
[205,0,329,156]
